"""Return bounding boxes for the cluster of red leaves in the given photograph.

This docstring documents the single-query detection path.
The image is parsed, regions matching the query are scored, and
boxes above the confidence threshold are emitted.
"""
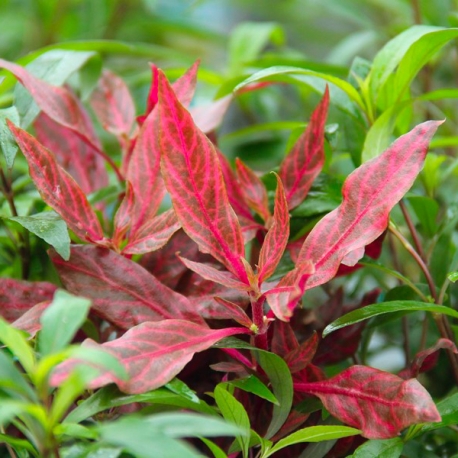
[0,59,443,445]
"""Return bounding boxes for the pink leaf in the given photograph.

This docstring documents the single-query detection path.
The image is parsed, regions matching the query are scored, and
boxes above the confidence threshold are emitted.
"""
[51,320,249,393]
[50,245,203,329]
[297,120,443,292]
[213,297,253,328]
[113,181,136,246]
[235,158,271,222]
[257,174,290,283]
[12,301,51,337]
[264,260,314,321]
[34,112,108,194]
[9,122,104,242]
[279,87,329,210]
[0,59,99,146]
[295,365,441,439]
[178,256,251,291]
[0,279,56,322]
[90,69,135,142]
[191,95,233,133]
[399,338,458,379]
[157,70,247,283]
[122,208,181,255]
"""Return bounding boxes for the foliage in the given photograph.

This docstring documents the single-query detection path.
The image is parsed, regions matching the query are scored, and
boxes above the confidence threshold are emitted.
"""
[1,1,458,457]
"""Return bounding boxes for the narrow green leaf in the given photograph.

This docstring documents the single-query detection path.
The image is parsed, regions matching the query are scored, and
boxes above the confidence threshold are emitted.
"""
[9,211,70,260]
[0,106,19,168]
[448,272,458,283]
[0,318,35,374]
[165,378,200,403]
[323,301,458,337]
[39,290,91,355]
[0,350,36,401]
[264,426,361,457]
[200,437,228,458]
[406,196,439,237]
[214,385,251,458]
[348,438,403,458]
[228,375,278,405]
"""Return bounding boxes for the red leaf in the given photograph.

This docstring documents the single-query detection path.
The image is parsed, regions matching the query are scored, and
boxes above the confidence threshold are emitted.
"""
[257,174,290,283]
[213,297,253,328]
[122,208,181,255]
[295,365,441,439]
[271,321,299,357]
[297,121,443,292]
[264,260,315,321]
[157,70,247,283]
[279,87,329,210]
[113,181,136,246]
[178,256,251,291]
[34,112,108,194]
[0,59,99,146]
[0,279,56,322]
[51,320,249,393]
[284,332,319,373]
[50,245,203,329]
[90,69,135,143]
[235,158,271,222]
[399,338,458,379]
[12,301,50,337]
[9,122,104,242]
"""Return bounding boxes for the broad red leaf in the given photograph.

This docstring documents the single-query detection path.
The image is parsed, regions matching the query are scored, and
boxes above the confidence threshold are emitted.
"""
[0,59,99,146]
[235,158,271,222]
[264,260,315,321]
[50,245,203,329]
[122,208,181,255]
[12,301,50,337]
[179,256,251,291]
[279,87,329,210]
[296,121,443,292]
[90,69,135,144]
[51,320,249,393]
[34,112,108,194]
[271,321,299,357]
[9,122,104,242]
[295,365,441,439]
[257,174,289,283]
[284,332,319,373]
[399,338,458,379]
[0,279,56,322]
[157,70,247,283]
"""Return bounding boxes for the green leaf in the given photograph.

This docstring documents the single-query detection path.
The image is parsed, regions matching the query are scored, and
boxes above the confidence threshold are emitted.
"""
[229,22,284,74]
[9,211,70,260]
[256,351,293,439]
[199,437,228,458]
[165,378,200,403]
[228,375,278,404]
[264,426,361,457]
[0,350,36,401]
[65,385,216,424]
[348,438,403,458]
[448,272,458,283]
[368,25,458,107]
[14,49,100,128]
[60,443,121,458]
[214,385,251,458]
[0,106,19,168]
[54,422,98,440]
[0,318,35,374]
[0,400,27,428]
[323,301,458,336]
[406,196,439,237]
[98,416,202,458]
[39,290,91,355]
[234,66,365,113]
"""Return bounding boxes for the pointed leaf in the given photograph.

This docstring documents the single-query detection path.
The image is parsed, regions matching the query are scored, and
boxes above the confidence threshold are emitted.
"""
[191,95,233,133]
[349,437,403,458]
[11,301,50,337]
[10,211,70,260]
[284,332,319,373]
[295,365,440,439]
[0,107,19,168]
[122,208,181,255]
[34,111,108,193]
[279,87,329,210]
[235,158,270,221]
[179,256,251,291]
[213,297,252,328]
[157,70,247,282]
[51,321,249,393]
[50,245,203,329]
[258,174,290,283]
[0,279,57,322]
[9,123,104,242]
[297,121,442,292]
[113,181,135,245]
[90,69,135,140]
